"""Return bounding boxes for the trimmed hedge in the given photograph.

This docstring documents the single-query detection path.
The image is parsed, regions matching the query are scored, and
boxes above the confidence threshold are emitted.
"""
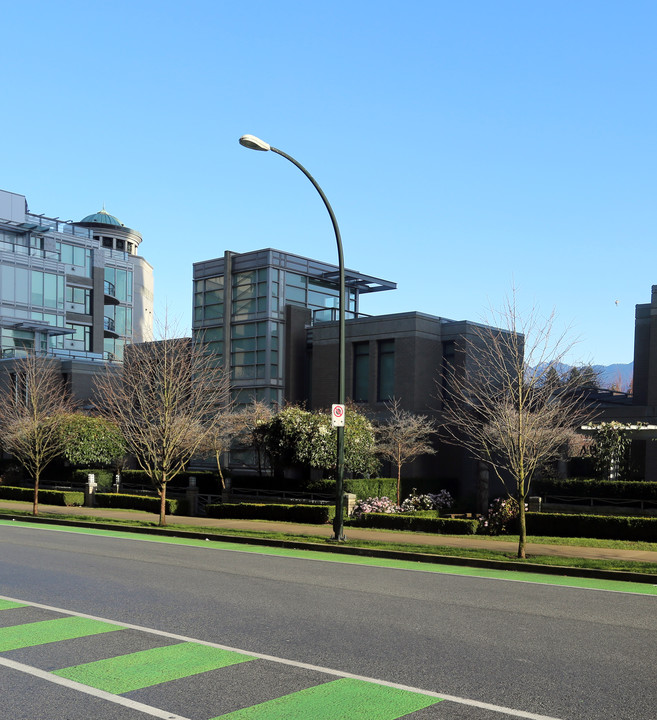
[526,512,657,542]
[533,478,657,502]
[95,493,179,515]
[344,478,397,500]
[0,486,83,507]
[206,502,335,524]
[350,512,479,535]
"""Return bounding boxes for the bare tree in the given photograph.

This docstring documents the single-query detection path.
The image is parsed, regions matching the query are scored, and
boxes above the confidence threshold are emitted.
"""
[94,327,231,525]
[198,409,244,489]
[376,398,437,505]
[0,354,76,515]
[238,399,274,478]
[440,294,591,558]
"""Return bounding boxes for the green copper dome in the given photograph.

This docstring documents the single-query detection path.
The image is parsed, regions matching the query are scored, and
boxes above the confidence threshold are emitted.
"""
[79,208,124,227]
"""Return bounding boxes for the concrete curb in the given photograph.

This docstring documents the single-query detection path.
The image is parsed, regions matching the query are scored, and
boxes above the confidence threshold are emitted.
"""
[2,512,656,586]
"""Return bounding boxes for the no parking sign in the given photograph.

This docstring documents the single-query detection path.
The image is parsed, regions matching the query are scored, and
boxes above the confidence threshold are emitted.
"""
[331,404,345,427]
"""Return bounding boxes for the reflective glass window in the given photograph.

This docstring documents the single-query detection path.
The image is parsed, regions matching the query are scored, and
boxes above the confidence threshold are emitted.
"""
[377,340,395,402]
[353,342,370,402]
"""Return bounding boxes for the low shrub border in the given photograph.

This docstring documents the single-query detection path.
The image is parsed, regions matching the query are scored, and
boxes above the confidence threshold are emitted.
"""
[526,512,657,542]
[533,478,657,502]
[95,493,179,515]
[206,502,336,524]
[349,512,479,535]
[0,486,83,507]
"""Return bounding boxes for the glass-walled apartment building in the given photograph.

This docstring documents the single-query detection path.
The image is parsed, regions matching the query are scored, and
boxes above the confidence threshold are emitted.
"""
[0,189,153,364]
[193,249,395,407]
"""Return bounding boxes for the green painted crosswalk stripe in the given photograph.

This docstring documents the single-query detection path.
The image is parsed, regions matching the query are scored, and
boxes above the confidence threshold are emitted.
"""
[212,677,442,719]
[0,599,26,610]
[54,641,255,694]
[0,617,122,651]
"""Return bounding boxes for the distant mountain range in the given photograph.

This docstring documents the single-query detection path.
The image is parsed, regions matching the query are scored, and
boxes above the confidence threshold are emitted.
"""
[536,362,634,392]
[592,363,633,392]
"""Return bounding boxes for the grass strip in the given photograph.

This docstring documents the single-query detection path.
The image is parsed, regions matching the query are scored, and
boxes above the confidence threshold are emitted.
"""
[54,641,255,694]
[2,510,656,576]
[212,678,441,720]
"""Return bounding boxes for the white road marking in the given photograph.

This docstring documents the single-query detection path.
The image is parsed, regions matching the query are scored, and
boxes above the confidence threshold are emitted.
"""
[0,594,565,720]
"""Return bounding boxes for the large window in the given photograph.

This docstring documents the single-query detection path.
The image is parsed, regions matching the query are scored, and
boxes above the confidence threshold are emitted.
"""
[377,339,395,402]
[1,328,34,358]
[440,340,455,407]
[231,321,267,380]
[66,286,91,314]
[193,326,224,363]
[104,267,133,303]
[0,267,64,309]
[353,342,370,402]
[104,305,132,336]
[232,269,268,317]
[66,323,91,351]
[230,320,281,381]
[104,337,127,361]
[60,243,92,276]
[194,276,224,322]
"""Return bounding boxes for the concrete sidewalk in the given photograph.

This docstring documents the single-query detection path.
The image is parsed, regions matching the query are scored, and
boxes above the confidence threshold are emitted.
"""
[1,500,656,565]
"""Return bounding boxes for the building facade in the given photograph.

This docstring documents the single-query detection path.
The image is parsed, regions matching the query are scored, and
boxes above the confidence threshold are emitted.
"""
[0,188,153,403]
[193,249,395,407]
[591,285,657,479]
[193,248,512,501]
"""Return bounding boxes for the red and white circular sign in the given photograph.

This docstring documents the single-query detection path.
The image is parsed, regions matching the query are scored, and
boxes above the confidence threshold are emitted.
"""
[331,404,345,427]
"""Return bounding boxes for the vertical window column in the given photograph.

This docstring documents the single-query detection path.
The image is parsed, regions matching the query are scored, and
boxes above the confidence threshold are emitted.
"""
[377,339,395,402]
[353,342,370,402]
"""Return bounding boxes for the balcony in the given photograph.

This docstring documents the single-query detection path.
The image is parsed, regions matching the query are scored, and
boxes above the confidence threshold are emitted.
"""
[104,316,119,338]
[103,280,120,305]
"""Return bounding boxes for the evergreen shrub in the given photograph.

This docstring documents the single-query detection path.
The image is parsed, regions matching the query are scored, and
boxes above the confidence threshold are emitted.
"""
[344,478,397,500]
[205,502,335,524]
[533,478,657,502]
[95,493,179,514]
[0,486,83,506]
[526,511,657,541]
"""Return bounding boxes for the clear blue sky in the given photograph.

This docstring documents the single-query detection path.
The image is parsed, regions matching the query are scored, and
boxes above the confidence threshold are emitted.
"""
[2,1,655,366]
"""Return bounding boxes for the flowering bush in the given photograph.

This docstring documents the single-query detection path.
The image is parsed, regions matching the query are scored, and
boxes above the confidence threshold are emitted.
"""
[478,497,520,535]
[400,488,453,513]
[351,489,453,519]
[351,496,400,519]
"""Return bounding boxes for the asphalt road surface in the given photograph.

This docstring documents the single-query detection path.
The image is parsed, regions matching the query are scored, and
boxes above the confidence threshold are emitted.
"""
[0,522,654,720]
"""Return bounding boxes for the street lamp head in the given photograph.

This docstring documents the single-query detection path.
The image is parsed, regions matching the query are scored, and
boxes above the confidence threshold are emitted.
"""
[239,134,271,152]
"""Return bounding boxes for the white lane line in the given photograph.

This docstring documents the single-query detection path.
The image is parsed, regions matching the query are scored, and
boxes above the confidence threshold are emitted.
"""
[0,594,564,720]
[0,656,190,720]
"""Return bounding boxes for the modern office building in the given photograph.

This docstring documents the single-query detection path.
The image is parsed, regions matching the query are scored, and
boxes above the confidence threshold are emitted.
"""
[0,188,153,402]
[193,248,512,500]
[193,249,395,407]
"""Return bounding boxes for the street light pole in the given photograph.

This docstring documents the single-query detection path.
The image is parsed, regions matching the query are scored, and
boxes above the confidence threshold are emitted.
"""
[239,134,346,540]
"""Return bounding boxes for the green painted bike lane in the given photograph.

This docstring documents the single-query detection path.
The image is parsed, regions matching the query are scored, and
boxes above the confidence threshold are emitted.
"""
[0,597,442,719]
[1,518,655,595]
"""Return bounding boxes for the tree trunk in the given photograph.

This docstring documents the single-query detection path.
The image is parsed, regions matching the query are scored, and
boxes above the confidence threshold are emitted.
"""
[396,464,402,506]
[159,481,167,527]
[215,450,225,490]
[517,493,527,559]
[33,472,39,516]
